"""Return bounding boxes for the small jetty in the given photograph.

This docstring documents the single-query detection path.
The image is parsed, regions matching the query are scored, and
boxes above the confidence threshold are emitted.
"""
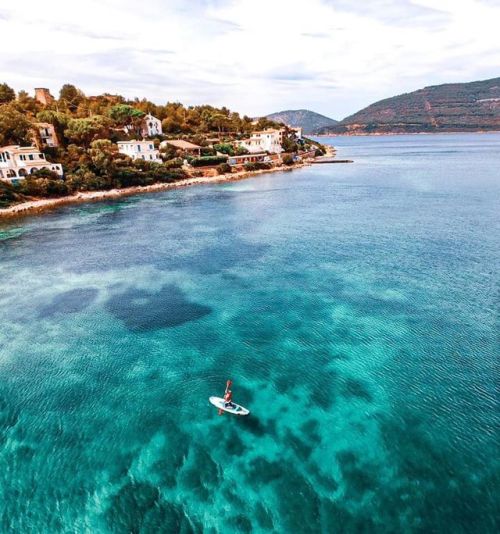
[312,157,354,164]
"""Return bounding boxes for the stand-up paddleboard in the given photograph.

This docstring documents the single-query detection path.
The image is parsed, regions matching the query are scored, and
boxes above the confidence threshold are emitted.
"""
[209,396,250,416]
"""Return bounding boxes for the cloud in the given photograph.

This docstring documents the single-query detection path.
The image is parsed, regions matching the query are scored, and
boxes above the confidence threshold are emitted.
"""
[0,0,499,119]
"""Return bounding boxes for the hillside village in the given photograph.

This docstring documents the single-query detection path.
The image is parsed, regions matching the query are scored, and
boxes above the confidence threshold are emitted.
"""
[0,83,327,206]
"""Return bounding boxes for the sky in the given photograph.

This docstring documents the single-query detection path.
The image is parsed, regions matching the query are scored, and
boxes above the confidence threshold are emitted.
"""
[1,0,499,119]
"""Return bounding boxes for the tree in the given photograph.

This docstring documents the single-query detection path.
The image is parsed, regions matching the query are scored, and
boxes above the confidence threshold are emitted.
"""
[213,143,235,156]
[282,137,298,153]
[0,83,15,104]
[108,104,145,136]
[59,84,84,113]
[88,139,119,176]
[16,90,39,114]
[64,116,110,147]
[0,104,33,145]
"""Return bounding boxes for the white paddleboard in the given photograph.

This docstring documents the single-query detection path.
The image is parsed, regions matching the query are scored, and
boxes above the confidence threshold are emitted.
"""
[209,396,250,416]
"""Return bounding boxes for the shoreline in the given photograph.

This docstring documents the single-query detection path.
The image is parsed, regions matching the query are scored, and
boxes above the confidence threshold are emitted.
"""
[314,130,500,138]
[0,163,310,220]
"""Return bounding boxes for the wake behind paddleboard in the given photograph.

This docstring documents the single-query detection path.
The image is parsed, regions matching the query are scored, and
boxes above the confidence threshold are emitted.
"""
[209,396,250,416]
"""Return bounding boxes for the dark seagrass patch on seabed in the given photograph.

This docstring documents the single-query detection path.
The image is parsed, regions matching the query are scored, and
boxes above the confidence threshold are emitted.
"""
[37,288,98,318]
[105,284,211,331]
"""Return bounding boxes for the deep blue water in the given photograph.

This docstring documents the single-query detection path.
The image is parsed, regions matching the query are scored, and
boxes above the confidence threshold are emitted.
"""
[0,133,498,532]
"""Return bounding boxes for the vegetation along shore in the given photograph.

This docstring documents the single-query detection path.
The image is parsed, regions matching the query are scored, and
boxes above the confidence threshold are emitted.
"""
[0,82,331,217]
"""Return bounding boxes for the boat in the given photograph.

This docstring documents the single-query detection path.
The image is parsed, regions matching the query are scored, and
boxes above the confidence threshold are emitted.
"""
[209,396,250,416]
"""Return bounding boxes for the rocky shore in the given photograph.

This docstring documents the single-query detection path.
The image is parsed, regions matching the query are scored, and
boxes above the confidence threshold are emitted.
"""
[0,163,309,220]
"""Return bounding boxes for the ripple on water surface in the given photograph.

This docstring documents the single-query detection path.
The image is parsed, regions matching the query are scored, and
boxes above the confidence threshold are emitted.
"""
[0,134,499,532]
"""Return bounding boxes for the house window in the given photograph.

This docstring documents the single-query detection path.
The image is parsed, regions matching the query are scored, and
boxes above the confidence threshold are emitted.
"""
[149,145,153,149]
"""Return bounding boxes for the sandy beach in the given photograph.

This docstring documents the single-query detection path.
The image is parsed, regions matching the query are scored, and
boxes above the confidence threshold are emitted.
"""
[0,163,309,220]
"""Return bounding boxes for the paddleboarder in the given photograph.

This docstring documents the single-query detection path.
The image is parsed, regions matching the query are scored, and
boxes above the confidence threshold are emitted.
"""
[219,379,233,415]
[224,388,233,408]
[210,379,250,416]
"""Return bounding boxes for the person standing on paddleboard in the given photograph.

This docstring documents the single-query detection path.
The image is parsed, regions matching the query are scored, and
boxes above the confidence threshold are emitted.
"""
[219,379,233,414]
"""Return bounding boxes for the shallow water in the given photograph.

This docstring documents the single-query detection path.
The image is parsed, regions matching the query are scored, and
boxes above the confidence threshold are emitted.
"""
[0,133,498,532]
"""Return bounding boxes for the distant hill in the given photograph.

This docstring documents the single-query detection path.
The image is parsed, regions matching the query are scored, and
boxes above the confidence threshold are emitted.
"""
[319,77,500,135]
[266,109,338,134]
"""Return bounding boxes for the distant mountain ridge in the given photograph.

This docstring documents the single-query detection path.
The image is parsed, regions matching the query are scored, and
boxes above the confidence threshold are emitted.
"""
[319,77,500,135]
[266,109,338,134]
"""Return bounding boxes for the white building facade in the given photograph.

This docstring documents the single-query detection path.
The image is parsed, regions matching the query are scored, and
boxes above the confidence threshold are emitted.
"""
[141,114,163,137]
[238,129,284,154]
[117,141,162,162]
[0,146,63,183]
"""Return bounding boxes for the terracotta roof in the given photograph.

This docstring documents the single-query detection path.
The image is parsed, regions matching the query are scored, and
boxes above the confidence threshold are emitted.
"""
[163,140,201,150]
[117,140,154,145]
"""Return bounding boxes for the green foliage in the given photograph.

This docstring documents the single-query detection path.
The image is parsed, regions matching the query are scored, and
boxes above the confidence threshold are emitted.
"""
[281,154,295,166]
[243,161,272,171]
[213,143,235,156]
[190,155,228,167]
[235,146,249,156]
[0,180,29,208]
[216,162,232,175]
[19,174,69,197]
[200,147,216,156]
[108,104,145,136]
[0,104,33,145]
[65,116,111,147]
[281,137,298,153]
[163,158,183,169]
[0,83,15,104]
[59,84,83,112]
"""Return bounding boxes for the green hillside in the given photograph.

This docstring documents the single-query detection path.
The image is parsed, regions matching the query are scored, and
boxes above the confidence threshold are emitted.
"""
[321,77,500,134]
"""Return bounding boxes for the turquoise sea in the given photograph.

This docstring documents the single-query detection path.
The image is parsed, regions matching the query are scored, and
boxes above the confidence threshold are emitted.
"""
[0,133,498,533]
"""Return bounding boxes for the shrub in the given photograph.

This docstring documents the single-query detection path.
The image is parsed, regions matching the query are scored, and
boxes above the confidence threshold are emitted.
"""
[216,162,232,175]
[243,161,272,171]
[20,177,70,197]
[190,155,228,167]
[213,143,235,156]
[281,154,295,166]
[163,158,183,169]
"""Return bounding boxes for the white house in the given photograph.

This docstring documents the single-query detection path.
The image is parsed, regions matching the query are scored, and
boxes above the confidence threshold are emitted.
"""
[141,114,163,137]
[117,140,162,162]
[0,146,63,183]
[238,129,284,154]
